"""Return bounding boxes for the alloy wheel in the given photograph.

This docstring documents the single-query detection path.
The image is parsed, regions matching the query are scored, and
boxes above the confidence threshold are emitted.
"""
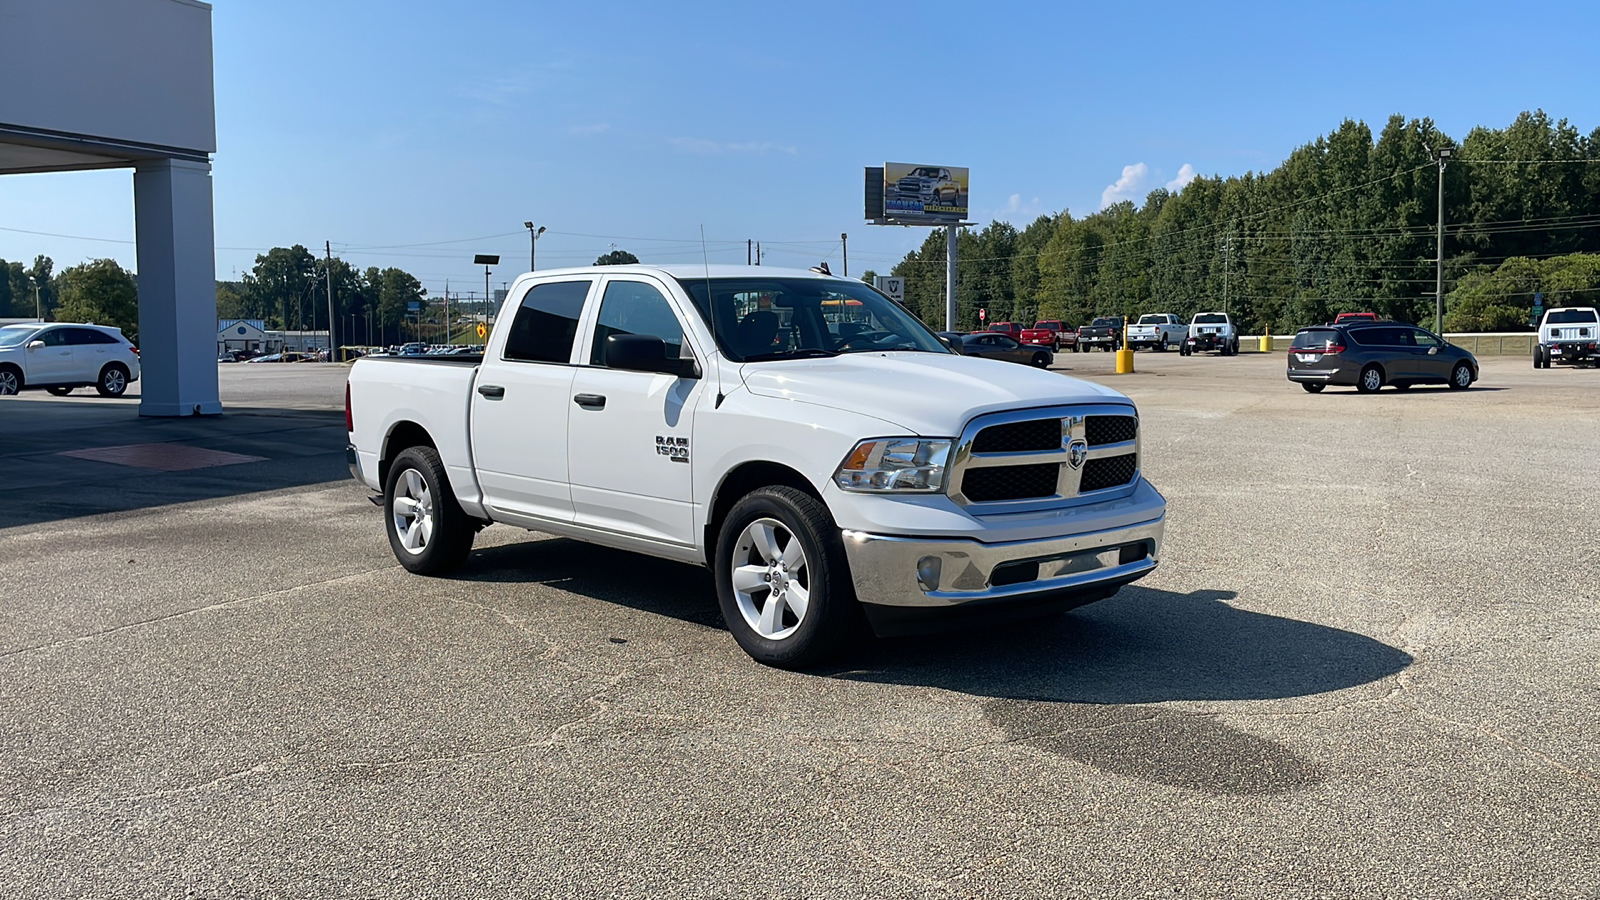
[729,517,810,641]
[391,468,434,555]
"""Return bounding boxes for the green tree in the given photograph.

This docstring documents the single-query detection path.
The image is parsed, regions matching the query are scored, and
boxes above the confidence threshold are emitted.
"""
[54,259,140,340]
[595,249,640,265]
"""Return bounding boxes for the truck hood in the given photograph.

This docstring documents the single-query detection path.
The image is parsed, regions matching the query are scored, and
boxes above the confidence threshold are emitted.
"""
[738,352,1131,437]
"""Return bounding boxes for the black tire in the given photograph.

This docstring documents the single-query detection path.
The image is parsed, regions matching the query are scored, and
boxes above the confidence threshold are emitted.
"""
[1448,362,1473,390]
[1031,351,1050,368]
[714,486,859,669]
[1071,342,1080,353]
[1357,364,1384,393]
[1534,347,1545,369]
[1301,382,1325,393]
[0,364,23,395]
[383,445,475,575]
[47,386,74,396]
[95,363,130,397]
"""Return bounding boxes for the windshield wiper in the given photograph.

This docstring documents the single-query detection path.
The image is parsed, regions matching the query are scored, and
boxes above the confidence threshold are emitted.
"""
[741,348,839,362]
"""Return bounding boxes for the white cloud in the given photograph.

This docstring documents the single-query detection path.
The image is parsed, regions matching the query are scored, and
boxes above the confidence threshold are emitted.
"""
[668,137,796,156]
[1100,163,1149,209]
[1166,163,1197,192]
[987,193,1044,223]
[567,123,610,136]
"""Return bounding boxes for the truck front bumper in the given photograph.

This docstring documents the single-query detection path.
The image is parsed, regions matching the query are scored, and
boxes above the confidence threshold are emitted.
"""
[840,515,1163,632]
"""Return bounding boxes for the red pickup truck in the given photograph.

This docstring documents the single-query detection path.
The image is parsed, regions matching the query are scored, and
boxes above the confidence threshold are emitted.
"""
[1020,320,1074,351]
[987,321,1024,339]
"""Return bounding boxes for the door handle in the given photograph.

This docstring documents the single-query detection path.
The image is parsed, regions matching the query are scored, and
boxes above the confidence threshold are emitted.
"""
[477,384,505,399]
[573,393,606,410]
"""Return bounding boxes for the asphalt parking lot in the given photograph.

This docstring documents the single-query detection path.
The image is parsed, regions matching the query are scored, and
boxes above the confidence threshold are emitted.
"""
[2,354,1596,898]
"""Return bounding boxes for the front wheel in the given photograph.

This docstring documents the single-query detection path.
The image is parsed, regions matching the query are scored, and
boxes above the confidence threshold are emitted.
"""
[1448,362,1473,390]
[96,363,129,397]
[384,445,475,575]
[715,487,859,669]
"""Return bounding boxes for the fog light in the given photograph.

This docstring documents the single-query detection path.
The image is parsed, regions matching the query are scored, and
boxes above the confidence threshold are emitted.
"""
[916,556,942,592]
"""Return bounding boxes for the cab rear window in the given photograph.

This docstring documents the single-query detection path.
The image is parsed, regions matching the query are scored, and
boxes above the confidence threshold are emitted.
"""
[1547,310,1598,325]
[1194,314,1227,324]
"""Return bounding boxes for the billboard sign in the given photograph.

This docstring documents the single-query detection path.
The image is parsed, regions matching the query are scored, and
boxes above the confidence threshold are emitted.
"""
[881,162,969,223]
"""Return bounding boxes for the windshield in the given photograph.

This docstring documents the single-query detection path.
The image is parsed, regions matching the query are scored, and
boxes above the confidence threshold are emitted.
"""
[1195,314,1228,324]
[1547,309,1599,325]
[0,325,41,348]
[676,277,950,362]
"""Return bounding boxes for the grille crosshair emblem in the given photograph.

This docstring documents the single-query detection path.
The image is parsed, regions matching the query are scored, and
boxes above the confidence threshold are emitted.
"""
[1067,438,1089,469]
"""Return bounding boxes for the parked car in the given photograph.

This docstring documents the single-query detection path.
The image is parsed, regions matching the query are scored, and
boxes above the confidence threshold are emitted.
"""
[1181,312,1239,356]
[1334,312,1379,325]
[1532,307,1600,368]
[1020,320,1072,351]
[986,321,1024,339]
[942,331,1053,367]
[348,265,1165,668]
[0,322,141,397]
[1286,322,1478,393]
[1075,317,1123,352]
[1127,314,1186,352]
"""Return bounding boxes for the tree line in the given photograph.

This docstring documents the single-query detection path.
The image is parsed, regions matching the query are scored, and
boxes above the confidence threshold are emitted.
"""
[889,110,1600,333]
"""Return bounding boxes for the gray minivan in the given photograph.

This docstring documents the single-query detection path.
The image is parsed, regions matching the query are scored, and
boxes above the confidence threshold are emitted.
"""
[1287,322,1478,393]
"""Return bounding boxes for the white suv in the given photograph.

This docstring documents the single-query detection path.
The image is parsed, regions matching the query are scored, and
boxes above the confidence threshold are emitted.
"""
[0,323,141,397]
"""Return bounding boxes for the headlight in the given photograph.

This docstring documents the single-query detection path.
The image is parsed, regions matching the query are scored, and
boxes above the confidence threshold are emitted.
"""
[834,438,952,492]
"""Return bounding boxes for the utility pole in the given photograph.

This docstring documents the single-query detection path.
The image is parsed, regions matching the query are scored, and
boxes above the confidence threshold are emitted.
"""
[841,232,848,278]
[747,239,752,266]
[31,277,40,321]
[324,241,336,359]
[1222,234,1231,315]
[756,242,762,266]
[1430,144,1453,334]
[945,224,958,331]
[444,279,451,346]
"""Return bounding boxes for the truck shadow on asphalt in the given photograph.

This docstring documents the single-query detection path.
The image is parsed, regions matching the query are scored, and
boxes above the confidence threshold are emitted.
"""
[460,539,1411,795]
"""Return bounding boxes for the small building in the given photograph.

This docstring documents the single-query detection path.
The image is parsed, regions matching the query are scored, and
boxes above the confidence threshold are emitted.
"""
[269,330,331,353]
[217,318,273,355]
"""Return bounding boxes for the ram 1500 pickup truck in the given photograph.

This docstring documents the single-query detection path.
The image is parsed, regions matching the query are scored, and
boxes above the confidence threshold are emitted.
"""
[1020,320,1072,351]
[347,265,1166,668]
[1075,317,1123,352]
[1127,314,1185,352]
[1533,307,1600,368]
[1181,312,1239,356]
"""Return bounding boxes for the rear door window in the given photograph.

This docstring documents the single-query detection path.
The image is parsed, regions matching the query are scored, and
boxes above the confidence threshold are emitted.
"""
[503,280,593,364]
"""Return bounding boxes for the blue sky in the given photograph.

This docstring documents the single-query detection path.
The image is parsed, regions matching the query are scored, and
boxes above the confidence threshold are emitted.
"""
[3,0,1597,300]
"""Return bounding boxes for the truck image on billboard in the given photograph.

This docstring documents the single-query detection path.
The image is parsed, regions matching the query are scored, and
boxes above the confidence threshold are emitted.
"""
[883,162,968,223]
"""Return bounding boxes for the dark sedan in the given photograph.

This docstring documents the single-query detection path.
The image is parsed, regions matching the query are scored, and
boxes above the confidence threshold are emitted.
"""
[939,332,1053,367]
[1287,322,1478,393]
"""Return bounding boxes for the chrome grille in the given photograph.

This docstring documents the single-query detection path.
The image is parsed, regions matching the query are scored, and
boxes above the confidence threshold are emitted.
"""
[947,404,1142,513]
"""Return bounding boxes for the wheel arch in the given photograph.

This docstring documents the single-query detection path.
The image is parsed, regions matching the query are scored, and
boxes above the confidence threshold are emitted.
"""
[704,460,824,563]
[380,420,437,488]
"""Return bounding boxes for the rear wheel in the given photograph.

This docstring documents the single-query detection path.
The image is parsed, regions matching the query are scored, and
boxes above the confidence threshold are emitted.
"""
[1449,361,1473,390]
[384,445,475,575]
[96,363,129,397]
[714,487,858,669]
[1357,365,1384,393]
[1534,347,1544,369]
[1031,351,1050,368]
[1301,382,1325,393]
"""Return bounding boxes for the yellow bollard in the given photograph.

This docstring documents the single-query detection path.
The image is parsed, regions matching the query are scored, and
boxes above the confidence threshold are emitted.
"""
[1115,347,1134,374]
[1259,334,1272,353]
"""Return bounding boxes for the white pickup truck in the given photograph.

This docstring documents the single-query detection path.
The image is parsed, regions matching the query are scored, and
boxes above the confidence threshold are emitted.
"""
[1127,314,1186,352]
[1533,307,1600,368]
[346,265,1166,668]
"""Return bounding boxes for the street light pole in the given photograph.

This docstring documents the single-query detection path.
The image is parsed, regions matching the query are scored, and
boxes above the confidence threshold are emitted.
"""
[524,221,545,271]
[1431,145,1452,335]
[474,255,499,332]
[841,232,848,278]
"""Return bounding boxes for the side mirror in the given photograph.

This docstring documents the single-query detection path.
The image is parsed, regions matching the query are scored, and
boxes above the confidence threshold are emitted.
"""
[27,340,44,350]
[605,334,699,379]
[1427,346,1439,355]
[938,335,961,353]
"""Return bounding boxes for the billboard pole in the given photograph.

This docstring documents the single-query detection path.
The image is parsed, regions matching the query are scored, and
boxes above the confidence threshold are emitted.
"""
[945,224,957,332]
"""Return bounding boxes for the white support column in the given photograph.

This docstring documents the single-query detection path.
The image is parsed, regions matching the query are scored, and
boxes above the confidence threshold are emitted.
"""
[134,158,221,416]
